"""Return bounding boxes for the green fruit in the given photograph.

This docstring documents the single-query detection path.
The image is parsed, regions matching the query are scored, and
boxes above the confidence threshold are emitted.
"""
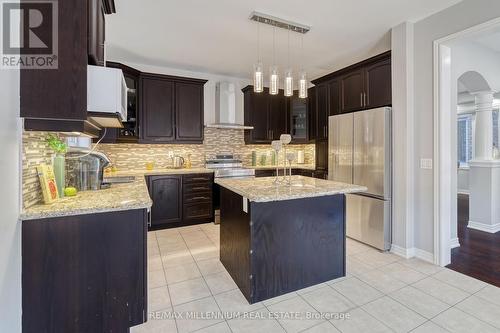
[64,187,77,197]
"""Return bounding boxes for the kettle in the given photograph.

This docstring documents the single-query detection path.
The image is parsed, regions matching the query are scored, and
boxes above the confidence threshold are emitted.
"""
[172,156,185,169]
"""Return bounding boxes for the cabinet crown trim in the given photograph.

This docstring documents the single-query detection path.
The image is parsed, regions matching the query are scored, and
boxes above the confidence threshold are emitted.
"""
[311,51,391,85]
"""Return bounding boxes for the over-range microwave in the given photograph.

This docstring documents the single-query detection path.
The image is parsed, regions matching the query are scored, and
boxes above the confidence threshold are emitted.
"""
[87,65,127,128]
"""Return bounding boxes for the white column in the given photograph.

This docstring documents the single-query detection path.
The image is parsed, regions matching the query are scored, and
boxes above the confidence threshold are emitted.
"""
[472,91,494,161]
[469,91,500,233]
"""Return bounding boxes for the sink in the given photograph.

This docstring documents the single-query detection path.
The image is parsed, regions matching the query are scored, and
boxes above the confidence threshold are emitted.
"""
[102,176,136,184]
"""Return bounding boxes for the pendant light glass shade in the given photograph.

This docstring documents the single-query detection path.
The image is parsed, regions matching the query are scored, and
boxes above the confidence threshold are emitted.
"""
[284,69,293,97]
[299,72,308,99]
[270,66,279,95]
[253,62,264,93]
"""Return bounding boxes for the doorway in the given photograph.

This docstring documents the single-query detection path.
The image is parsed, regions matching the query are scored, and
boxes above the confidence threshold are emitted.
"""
[434,17,500,286]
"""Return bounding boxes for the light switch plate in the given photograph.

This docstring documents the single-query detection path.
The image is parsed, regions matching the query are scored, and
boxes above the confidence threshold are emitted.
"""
[420,158,433,169]
[242,197,248,213]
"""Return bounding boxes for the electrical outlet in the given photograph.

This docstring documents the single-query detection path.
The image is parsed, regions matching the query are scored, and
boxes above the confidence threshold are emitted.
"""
[420,158,433,169]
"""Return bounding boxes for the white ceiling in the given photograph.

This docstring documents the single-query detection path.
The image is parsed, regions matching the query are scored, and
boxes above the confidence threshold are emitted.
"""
[106,0,462,80]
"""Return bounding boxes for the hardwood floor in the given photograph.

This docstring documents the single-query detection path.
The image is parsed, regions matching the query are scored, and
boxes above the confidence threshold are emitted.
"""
[447,193,500,287]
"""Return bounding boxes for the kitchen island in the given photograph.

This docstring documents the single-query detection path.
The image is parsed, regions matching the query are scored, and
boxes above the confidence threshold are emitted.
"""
[215,175,366,303]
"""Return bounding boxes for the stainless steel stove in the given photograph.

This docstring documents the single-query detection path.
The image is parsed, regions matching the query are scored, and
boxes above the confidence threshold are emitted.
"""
[205,155,255,179]
[206,155,255,224]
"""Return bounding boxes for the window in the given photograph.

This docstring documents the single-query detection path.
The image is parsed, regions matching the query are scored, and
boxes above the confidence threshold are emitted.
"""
[458,111,499,166]
[457,114,473,166]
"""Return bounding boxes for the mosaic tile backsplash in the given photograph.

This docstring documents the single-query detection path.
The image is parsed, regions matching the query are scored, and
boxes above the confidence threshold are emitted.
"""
[22,128,315,209]
[22,131,61,209]
[96,128,315,170]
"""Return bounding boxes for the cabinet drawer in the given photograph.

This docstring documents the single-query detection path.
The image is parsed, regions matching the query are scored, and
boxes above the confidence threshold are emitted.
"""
[183,174,213,184]
[184,194,212,204]
[184,183,212,195]
[184,202,213,220]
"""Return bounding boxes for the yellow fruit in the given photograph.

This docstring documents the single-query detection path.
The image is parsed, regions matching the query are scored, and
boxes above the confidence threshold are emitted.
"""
[64,187,77,197]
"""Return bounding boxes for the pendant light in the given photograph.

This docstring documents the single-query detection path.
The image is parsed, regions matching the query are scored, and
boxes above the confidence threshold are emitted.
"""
[284,26,293,97]
[298,34,308,99]
[269,24,279,95]
[253,22,263,93]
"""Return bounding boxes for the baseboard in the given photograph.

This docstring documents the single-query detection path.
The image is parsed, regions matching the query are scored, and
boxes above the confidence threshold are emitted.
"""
[413,248,434,263]
[468,220,500,233]
[390,245,415,259]
[390,245,434,263]
[450,238,460,249]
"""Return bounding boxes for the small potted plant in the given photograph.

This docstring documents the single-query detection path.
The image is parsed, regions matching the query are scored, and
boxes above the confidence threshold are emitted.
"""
[46,134,67,198]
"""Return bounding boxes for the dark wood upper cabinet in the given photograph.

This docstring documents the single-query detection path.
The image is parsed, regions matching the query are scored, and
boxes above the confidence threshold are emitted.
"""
[148,175,182,226]
[289,91,309,143]
[88,0,106,66]
[308,87,317,140]
[140,75,175,143]
[139,74,206,144]
[315,84,329,140]
[21,0,115,133]
[312,51,391,115]
[21,0,88,123]
[341,70,365,113]
[175,82,204,142]
[328,79,341,116]
[364,57,392,109]
[243,86,270,143]
[269,93,288,140]
[243,86,305,144]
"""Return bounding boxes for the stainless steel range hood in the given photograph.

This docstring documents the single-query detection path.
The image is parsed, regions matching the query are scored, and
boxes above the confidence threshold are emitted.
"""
[206,82,253,130]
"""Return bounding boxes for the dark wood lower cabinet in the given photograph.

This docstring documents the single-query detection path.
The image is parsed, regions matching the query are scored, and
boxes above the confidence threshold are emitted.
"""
[254,169,315,178]
[220,187,346,303]
[22,209,147,333]
[148,175,182,227]
[147,173,214,230]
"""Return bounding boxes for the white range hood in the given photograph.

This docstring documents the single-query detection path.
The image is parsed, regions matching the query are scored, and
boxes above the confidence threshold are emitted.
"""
[207,82,253,130]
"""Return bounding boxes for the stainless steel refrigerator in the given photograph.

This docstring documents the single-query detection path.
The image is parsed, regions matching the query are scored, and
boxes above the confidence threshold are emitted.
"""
[328,107,392,251]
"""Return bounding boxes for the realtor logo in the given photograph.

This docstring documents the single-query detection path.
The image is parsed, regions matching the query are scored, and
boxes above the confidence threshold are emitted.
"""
[1,0,58,69]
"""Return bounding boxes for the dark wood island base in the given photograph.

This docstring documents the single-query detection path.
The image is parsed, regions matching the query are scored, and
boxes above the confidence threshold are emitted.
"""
[220,187,346,304]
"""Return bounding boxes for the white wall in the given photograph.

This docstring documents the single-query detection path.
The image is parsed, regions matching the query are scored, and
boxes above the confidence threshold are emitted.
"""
[0,69,22,330]
[108,61,251,126]
[411,0,500,253]
[391,22,415,255]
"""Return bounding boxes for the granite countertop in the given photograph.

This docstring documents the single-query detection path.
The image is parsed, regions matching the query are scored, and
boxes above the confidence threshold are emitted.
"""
[110,168,214,176]
[249,164,316,171]
[20,168,214,221]
[20,176,153,220]
[215,175,367,203]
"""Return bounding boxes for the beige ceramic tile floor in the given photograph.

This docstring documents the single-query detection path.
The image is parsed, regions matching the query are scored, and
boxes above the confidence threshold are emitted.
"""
[132,223,500,333]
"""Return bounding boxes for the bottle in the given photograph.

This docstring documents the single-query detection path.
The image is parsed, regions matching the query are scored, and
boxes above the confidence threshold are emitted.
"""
[251,151,257,166]
[186,154,192,169]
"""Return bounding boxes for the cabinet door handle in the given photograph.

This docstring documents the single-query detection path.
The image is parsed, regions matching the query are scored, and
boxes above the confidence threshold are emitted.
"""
[190,196,209,201]
[147,208,152,227]
[364,92,367,107]
[360,93,363,107]
[191,177,208,182]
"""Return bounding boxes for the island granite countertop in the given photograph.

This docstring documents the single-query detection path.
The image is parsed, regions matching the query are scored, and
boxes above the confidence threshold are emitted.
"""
[215,175,367,203]
[20,168,214,221]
